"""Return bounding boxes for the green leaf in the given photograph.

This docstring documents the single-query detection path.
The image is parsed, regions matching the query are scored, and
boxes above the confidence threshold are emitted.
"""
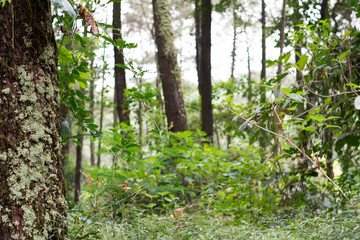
[339,51,349,62]
[281,88,292,95]
[58,44,73,63]
[302,126,316,132]
[77,79,87,89]
[115,63,130,70]
[309,114,326,122]
[327,116,341,120]
[296,55,309,70]
[324,97,332,104]
[346,83,359,89]
[283,53,291,63]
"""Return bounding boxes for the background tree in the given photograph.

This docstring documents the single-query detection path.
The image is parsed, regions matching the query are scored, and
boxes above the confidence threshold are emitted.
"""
[0,1,67,238]
[152,0,188,132]
[197,0,213,140]
[114,0,130,123]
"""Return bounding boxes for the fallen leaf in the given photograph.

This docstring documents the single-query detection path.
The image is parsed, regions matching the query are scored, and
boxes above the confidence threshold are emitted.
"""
[78,4,99,34]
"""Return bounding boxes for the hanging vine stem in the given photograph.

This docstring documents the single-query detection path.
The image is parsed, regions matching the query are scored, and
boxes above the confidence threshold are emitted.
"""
[228,105,357,212]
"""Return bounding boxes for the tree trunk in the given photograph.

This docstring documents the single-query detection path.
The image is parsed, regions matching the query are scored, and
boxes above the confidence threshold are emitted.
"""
[89,62,96,166]
[259,0,267,158]
[152,0,188,132]
[227,0,237,148]
[274,0,287,158]
[199,0,213,141]
[113,0,129,124]
[320,0,329,21]
[0,1,67,238]
[260,0,266,103]
[277,0,287,75]
[74,131,83,203]
[246,35,253,101]
[97,70,105,167]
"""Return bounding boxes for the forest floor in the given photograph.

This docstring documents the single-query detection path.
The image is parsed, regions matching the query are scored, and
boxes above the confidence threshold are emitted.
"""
[68,207,359,239]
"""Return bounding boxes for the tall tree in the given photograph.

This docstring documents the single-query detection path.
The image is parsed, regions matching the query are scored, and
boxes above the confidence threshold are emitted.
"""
[152,0,188,132]
[0,1,67,238]
[259,0,267,158]
[89,62,96,166]
[197,0,213,140]
[113,0,129,123]
[74,130,83,203]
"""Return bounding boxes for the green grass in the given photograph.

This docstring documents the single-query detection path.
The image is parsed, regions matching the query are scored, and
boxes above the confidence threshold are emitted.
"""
[67,207,360,240]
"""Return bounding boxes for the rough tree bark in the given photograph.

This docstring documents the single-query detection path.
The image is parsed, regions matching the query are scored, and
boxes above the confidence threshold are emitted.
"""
[74,130,83,203]
[152,0,188,132]
[0,1,67,238]
[198,0,213,140]
[113,0,129,124]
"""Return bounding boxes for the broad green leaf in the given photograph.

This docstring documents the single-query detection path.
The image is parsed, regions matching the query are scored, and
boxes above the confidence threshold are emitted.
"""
[346,83,359,89]
[283,53,291,63]
[324,97,332,104]
[58,44,73,63]
[77,79,87,89]
[309,114,326,122]
[339,51,349,62]
[296,55,309,70]
[343,31,352,38]
[281,88,292,95]
[302,126,316,132]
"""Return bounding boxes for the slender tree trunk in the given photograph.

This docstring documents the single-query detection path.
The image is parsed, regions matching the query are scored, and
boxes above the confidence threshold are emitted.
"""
[74,131,83,203]
[259,0,267,158]
[152,0,188,132]
[113,0,129,123]
[320,0,329,21]
[277,0,287,75]
[97,71,105,167]
[260,0,266,103]
[195,0,201,78]
[246,36,253,101]
[0,1,67,238]
[274,0,287,157]
[89,62,96,166]
[138,78,143,144]
[199,0,213,140]
[227,0,237,148]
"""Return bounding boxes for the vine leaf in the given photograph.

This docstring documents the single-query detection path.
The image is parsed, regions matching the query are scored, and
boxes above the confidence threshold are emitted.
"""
[78,4,99,34]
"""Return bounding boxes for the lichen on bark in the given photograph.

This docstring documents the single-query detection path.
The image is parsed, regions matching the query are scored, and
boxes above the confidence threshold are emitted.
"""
[0,1,67,239]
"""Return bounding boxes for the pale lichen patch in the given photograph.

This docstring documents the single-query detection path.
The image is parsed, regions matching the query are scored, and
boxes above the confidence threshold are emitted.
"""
[2,87,10,94]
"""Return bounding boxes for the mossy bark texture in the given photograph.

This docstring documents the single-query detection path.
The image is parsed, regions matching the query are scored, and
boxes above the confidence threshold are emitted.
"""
[0,1,67,239]
[152,0,188,132]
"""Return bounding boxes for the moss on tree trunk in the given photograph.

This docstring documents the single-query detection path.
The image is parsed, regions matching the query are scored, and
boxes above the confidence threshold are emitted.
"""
[152,0,188,132]
[0,1,67,239]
